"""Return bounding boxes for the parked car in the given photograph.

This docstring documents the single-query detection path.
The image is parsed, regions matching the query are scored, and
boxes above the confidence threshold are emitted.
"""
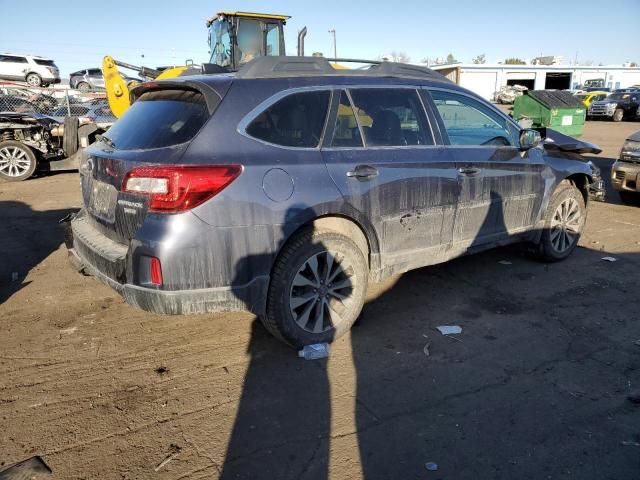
[0,95,43,114]
[589,91,640,121]
[611,130,640,204]
[69,68,138,92]
[0,82,58,112]
[0,54,60,87]
[63,57,603,348]
[50,103,116,128]
[575,91,609,116]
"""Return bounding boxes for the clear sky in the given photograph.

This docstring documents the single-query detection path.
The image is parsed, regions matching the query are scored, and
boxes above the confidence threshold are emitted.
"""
[1,0,638,78]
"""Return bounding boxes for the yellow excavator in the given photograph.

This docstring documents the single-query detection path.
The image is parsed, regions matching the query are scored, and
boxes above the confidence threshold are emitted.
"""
[104,11,294,118]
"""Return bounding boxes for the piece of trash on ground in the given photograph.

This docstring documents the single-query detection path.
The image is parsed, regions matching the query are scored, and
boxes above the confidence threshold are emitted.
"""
[601,256,617,262]
[498,260,512,265]
[298,343,330,360]
[154,444,181,472]
[11,272,18,282]
[0,455,52,477]
[436,325,462,335]
[423,341,431,356]
[425,462,439,471]
[634,339,640,347]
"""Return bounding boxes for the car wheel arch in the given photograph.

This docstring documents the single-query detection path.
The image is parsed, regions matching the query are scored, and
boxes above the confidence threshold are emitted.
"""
[270,212,380,285]
[563,173,591,205]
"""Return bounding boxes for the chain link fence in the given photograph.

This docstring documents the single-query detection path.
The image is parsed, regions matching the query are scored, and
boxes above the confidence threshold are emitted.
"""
[0,83,116,125]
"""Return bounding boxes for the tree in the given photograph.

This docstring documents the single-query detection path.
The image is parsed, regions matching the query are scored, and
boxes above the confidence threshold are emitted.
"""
[472,54,486,64]
[630,62,638,67]
[446,53,457,64]
[378,50,411,63]
[504,57,526,65]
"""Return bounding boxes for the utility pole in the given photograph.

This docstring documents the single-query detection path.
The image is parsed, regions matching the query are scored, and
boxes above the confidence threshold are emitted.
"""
[328,29,337,61]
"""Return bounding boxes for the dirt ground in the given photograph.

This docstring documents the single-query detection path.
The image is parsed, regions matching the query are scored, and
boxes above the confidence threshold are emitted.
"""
[1,120,639,480]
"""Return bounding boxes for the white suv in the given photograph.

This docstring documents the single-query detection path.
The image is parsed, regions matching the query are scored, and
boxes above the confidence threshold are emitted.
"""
[0,54,61,87]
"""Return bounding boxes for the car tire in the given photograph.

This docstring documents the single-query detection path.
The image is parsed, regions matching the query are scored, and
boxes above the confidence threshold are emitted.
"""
[25,73,42,87]
[77,82,91,92]
[263,228,368,348]
[63,116,79,157]
[0,140,37,181]
[612,108,624,122]
[536,181,586,262]
[619,191,640,205]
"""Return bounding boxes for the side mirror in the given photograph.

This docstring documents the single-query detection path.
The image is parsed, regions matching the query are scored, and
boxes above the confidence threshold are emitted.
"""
[520,129,542,150]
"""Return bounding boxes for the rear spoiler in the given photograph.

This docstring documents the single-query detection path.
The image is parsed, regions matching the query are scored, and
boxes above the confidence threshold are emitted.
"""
[129,79,228,115]
[536,127,602,155]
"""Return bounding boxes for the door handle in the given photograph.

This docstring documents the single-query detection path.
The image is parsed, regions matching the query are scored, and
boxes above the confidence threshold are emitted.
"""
[457,167,481,177]
[346,165,379,180]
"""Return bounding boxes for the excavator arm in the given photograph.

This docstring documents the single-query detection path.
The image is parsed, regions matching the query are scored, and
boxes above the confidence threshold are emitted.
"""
[102,56,192,118]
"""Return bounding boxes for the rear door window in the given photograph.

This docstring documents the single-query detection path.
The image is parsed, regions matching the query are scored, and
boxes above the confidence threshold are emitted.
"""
[103,89,210,150]
[33,59,56,67]
[348,88,432,147]
[246,90,330,148]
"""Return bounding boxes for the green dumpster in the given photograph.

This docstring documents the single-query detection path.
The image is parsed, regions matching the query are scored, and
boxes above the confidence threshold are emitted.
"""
[513,90,586,137]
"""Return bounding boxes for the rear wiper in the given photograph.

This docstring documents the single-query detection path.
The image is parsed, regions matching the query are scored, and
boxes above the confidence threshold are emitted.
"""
[96,134,116,149]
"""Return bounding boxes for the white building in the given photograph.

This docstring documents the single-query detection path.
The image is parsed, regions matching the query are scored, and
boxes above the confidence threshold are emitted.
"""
[428,63,640,101]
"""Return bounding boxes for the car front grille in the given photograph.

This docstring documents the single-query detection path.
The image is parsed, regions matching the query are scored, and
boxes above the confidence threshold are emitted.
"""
[614,171,625,181]
[589,105,609,115]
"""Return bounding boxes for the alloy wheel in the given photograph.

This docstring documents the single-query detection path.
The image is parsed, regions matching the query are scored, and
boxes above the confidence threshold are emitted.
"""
[0,146,32,177]
[289,250,355,334]
[550,197,582,253]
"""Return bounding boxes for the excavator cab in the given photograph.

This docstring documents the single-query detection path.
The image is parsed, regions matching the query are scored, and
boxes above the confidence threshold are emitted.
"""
[207,12,289,71]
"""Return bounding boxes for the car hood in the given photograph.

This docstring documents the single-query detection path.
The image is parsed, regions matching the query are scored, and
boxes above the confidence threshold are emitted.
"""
[627,130,640,142]
[536,128,602,155]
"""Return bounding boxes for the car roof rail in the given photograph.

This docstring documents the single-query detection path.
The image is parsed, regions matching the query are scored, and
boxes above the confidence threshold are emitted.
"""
[235,56,449,82]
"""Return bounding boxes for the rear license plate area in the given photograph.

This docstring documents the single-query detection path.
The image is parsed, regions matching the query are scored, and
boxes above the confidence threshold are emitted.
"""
[88,179,118,223]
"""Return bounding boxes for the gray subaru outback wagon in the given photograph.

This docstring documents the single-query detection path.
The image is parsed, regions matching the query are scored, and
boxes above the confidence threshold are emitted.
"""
[65,57,602,347]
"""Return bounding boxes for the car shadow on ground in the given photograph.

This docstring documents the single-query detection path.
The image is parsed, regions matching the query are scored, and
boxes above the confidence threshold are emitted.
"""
[0,200,75,305]
[218,193,640,479]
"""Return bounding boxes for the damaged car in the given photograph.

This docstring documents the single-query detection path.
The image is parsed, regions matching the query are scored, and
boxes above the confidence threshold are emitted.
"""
[0,112,105,181]
[64,56,605,348]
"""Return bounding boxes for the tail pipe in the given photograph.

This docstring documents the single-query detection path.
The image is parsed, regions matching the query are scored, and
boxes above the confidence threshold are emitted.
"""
[297,27,307,57]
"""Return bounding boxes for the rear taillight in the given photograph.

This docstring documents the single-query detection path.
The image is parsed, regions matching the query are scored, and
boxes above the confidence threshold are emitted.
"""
[122,165,242,212]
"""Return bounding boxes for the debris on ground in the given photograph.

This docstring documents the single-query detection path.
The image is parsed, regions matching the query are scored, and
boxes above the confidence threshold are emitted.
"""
[0,455,52,478]
[436,325,462,335]
[425,461,439,471]
[155,366,169,375]
[634,339,640,347]
[11,272,18,282]
[601,256,617,262]
[298,343,330,360]
[423,341,431,356]
[153,444,181,472]
[498,260,513,265]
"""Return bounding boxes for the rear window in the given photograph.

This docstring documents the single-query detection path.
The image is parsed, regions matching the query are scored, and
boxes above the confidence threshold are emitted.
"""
[246,91,330,148]
[103,89,209,150]
[33,59,56,67]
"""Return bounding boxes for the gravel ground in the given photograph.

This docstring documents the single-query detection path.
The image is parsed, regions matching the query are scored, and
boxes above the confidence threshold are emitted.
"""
[0,120,639,479]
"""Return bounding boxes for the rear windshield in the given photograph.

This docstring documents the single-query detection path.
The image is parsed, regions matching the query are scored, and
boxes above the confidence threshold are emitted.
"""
[103,89,209,150]
[33,59,56,67]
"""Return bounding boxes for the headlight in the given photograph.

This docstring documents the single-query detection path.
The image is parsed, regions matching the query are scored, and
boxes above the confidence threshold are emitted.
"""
[607,102,617,111]
[620,140,640,161]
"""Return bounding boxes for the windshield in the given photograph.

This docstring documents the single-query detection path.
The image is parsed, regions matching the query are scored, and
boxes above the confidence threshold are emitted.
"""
[209,18,232,67]
[605,93,629,102]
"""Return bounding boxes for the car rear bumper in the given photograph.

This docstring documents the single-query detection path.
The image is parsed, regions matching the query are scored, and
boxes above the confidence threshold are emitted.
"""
[62,212,269,315]
[611,161,640,192]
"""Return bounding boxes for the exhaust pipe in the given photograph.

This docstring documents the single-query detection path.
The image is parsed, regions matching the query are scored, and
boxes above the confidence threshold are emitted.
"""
[297,27,307,57]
